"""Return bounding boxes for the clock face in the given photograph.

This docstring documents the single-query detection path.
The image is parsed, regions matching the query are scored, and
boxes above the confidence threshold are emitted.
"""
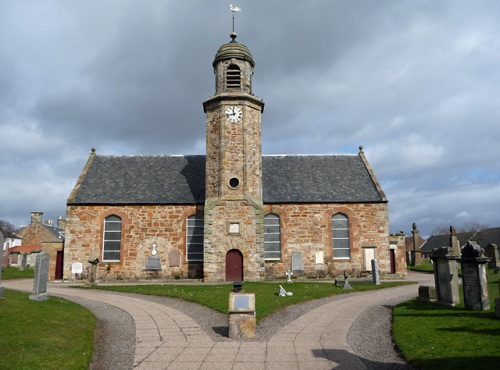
[225,106,243,123]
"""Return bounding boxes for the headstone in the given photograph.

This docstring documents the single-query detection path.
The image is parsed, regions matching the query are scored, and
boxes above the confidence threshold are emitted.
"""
[228,291,256,339]
[458,241,491,310]
[371,259,380,285]
[286,270,293,283]
[279,285,293,297]
[86,258,99,286]
[417,285,436,302]
[485,244,500,269]
[342,270,352,289]
[72,262,83,276]
[0,231,4,298]
[20,252,28,271]
[29,251,50,301]
[315,251,324,264]
[430,247,460,307]
[291,251,303,275]
[169,250,181,267]
[146,257,161,270]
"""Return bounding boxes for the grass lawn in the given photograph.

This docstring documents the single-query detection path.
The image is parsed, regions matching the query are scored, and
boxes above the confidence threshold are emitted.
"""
[393,268,500,369]
[87,280,411,321]
[0,289,95,370]
[1,266,34,279]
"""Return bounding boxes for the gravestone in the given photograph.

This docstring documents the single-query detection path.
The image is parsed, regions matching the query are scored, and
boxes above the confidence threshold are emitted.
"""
[29,251,50,301]
[72,262,83,279]
[458,241,491,310]
[0,231,4,298]
[20,252,28,271]
[279,285,293,297]
[291,251,303,276]
[371,259,380,285]
[430,247,460,306]
[342,270,352,289]
[286,270,293,283]
[228,291,256,339]
[169,250,181,267]
[485,244,499,269]
[417,285,436,302]
[86,258,99,286]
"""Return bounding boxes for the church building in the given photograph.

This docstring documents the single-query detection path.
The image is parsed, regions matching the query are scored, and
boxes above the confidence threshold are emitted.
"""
[63,32,405,282]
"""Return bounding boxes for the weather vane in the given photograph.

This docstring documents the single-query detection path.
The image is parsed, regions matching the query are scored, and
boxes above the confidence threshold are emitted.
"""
[229,4,241,34]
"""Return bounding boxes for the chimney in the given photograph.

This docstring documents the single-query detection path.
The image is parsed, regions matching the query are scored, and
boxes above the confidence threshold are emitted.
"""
[57,215,66,230]
[44,219,53,226]
[31,211,43,224]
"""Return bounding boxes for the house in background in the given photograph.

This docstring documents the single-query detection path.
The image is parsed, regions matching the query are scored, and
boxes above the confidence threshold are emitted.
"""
[14,211,66,280]
[64,32,407,282]
[2,231,22,267]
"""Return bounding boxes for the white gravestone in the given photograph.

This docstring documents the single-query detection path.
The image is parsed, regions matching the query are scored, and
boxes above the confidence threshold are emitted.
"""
[279,285,293,297]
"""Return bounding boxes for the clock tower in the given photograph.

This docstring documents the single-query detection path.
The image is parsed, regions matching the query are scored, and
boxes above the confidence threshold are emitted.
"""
[202,32,265,282]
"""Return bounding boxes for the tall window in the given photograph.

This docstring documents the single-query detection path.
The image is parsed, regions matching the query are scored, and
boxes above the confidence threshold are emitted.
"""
[332,213,350,259]
[226,64,241,89]
[186,215,204,262]
[103,215,122,262]
[264,213,281,260]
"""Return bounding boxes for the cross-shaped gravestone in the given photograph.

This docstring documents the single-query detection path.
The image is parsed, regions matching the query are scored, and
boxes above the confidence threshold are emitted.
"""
[286,270,293,283]
[279,285,293,297]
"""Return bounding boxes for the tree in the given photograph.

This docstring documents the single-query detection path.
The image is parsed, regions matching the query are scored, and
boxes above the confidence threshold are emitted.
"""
[431,221,489,236]
[0,220,17,235]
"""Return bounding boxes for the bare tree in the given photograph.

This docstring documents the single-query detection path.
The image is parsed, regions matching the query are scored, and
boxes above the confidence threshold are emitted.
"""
[0,220,17,234]
[431,221,489,236]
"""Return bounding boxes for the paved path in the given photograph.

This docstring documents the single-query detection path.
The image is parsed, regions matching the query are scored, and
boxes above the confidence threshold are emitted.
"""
[4,273,433,369]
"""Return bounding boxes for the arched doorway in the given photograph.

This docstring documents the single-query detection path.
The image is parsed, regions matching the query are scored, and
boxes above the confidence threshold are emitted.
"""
[226,249,243,281]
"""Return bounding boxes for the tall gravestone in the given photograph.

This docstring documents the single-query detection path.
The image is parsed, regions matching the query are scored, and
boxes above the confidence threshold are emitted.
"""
[29,251,50,301]
[458,241,491,310]
[0,231,4,298]
[20,252,28,271]
[371,259,380,285]
[430,246,460,306]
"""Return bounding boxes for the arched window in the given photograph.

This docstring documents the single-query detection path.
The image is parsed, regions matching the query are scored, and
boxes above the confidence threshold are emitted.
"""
[264,213,281,260]
[226,64,241,89]
[186,215,204,262]
[332,213,350,259]
[103,215,122,262]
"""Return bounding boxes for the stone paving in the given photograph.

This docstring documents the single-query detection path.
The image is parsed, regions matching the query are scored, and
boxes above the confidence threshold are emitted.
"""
[4,273,433,369]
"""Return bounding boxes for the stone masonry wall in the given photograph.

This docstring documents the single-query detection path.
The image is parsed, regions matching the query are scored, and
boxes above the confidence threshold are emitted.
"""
[263,202,391,279]
[63,204,202,280]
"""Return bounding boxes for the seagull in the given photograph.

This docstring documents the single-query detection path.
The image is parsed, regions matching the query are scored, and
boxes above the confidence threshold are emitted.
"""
[229,4,241,13]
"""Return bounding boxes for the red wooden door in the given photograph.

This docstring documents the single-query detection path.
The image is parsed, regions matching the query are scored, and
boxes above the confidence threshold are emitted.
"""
[390,249,396,274]
[226,249,243,282]
[55,250,64,280]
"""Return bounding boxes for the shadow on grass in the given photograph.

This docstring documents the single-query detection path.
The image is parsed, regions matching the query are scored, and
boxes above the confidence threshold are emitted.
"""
[437,326,500,336]
[410,356,500,370]
[395,300,498,320]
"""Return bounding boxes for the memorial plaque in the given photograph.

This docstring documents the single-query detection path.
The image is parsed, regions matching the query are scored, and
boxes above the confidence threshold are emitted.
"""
[169,250,181,267]
[146,257,161,271]
[72,262,83,274]
[292,251,303,274]
[234,295,250,310]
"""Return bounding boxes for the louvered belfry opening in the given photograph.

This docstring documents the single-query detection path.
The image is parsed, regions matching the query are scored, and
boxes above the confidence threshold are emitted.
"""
[226,64,241,89]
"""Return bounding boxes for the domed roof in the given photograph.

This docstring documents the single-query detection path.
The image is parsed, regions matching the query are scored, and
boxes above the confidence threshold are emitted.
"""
[213,33,254,67]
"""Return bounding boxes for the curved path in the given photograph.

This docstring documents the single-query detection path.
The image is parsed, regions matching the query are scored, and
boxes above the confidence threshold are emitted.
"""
[4,272,433,369]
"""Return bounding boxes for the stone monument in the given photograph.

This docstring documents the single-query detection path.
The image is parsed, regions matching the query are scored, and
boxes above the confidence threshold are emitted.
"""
[29,251,50,301]
[0,231,4,298]
[228,286,256,339]
[291,251,303,276]
[371,259,380,285]
[430,245,460,307]
[20,252,28,271]
[411,222,423,266]
[86,258,99,286]
[458,241,491,310]
[342,270,352,289]
[485,244,499,269]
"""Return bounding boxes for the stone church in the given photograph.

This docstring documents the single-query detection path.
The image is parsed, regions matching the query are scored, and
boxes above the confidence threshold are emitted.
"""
[63,32,405,282]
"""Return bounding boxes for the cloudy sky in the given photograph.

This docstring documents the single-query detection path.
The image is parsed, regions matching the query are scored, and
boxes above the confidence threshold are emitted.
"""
[1,0,499,237]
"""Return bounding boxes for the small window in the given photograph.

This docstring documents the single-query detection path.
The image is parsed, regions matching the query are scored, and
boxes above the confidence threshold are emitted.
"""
[332,213,350,259]
[264,214,281,260]
[226,64,241,89]
[187,215,204,262]
[103,215,122,262]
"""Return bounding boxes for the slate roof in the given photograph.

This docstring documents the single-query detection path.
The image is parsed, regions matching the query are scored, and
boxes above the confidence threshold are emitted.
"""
[69,154,386,205]
[420,231,477,254]
[474,227,500,247]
